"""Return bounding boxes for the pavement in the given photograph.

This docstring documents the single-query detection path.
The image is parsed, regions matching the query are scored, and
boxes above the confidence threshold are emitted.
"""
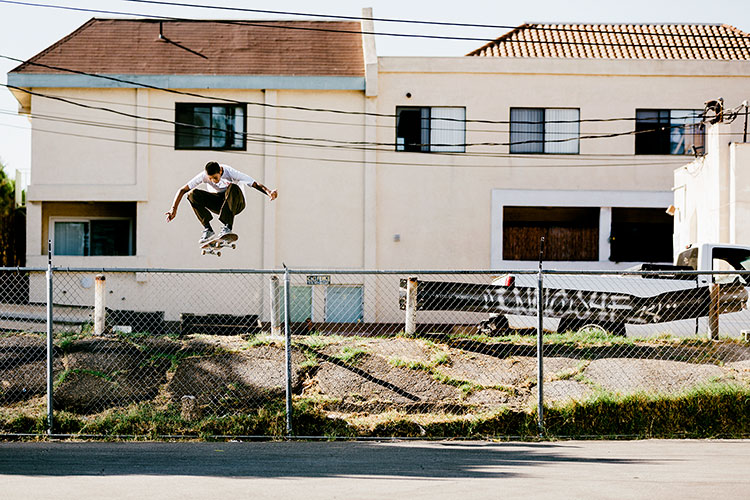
[0,439,748,499]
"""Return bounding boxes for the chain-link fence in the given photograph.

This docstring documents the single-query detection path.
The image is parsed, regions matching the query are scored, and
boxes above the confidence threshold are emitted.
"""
[1,266,749,439]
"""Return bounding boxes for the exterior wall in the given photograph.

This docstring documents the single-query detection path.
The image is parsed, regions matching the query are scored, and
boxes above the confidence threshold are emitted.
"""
[24,87,369,271]
[729,142,750,245]
[14,53,750,323]
[674,124,750,252]
[374,57,750,269]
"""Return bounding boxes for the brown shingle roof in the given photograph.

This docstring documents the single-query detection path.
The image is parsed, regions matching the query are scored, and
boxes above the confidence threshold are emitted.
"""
[467,23,750,60]
[12,18,364,76]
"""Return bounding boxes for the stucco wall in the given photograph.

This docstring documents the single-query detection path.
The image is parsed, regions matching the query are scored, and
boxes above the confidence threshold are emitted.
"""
[21,57,750,274]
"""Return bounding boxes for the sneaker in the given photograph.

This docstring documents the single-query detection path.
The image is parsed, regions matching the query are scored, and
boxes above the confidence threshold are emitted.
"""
[218,225,233,238]
[199,227,215,244]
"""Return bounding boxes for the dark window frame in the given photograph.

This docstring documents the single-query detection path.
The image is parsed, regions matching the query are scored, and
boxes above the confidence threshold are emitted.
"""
[509,107,581,154]
[395,106,466,153]
[53,218,135,257]
[175,103,247,151]
[635,108,704,155]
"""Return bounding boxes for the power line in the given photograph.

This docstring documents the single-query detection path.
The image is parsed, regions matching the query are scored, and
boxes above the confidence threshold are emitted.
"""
[0,120,691,169]
[2,0,749,50]
[3,107,710,163]
[119,0,750,41]
[3,83,711,153]
[4,53,637,125]
[3,54,704,127]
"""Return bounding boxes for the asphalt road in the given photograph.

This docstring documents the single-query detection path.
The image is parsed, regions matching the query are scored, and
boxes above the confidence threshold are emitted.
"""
[1,439,748,499]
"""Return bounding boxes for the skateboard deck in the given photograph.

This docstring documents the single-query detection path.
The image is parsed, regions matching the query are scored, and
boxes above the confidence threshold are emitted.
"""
[201,233,238,257]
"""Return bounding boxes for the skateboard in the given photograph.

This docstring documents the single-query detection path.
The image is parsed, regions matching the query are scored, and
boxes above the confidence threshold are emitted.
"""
[201,233,238,257]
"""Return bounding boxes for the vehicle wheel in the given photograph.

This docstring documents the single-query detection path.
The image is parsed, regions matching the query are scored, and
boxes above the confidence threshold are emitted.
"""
[559,317,626,336]
[479,314,510,336]
[558,316,583,334]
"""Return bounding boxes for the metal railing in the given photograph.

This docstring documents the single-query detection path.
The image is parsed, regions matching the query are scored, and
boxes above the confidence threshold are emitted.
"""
[1,264,749,439]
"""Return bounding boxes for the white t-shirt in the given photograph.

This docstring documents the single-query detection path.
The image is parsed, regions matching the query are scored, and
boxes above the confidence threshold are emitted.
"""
[187,164,257,193]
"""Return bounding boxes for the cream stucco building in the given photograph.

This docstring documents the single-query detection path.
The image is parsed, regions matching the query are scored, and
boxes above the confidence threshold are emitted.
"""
[674,122,750,251]
[6,14,750,325]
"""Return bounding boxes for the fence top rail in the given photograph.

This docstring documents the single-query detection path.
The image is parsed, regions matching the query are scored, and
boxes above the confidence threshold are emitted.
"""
[42,268,542,275]
[2,267,749,276]
[540,269,750,276]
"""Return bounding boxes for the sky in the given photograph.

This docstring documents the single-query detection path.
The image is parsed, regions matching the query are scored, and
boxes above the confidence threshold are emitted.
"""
[1,0,750,184]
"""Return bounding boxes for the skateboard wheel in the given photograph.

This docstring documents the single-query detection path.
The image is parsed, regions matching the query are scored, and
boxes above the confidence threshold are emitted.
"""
[217,251,221,257]
[231,244,236,249]
[201,250,206,255]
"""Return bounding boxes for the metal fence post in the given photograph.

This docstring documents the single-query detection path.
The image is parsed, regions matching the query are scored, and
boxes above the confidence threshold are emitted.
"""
[94,275,106,336]
[405,276,418,336]
[709,282,720,340]
[46,239,54,436]
[536,237,545,436]
[283,266,293,437]
[270,276,281,337]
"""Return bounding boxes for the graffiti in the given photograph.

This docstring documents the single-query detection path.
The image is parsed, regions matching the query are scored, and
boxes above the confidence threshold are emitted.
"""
[399,279,746,325]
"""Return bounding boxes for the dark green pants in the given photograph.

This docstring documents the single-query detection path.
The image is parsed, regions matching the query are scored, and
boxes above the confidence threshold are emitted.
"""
[187,184,246,228]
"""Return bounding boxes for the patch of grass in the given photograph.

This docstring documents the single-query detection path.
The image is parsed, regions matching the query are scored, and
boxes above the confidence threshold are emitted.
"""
[332,346,368,365]
[56,329,92,353]
[388,352,513,398]
[2,384,747,439]
[549,361,591,382]
[247,334,285,348]
[543,383,750,438]
[55,368,115,387]
[387,357,431,371]
[299,350,319,371]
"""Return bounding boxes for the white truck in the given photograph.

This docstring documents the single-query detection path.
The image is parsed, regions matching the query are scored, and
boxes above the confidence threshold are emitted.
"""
[401,243,750,337]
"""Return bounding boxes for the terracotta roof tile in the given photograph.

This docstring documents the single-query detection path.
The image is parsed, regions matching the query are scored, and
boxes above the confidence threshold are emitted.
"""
[12,18,364,76]
[467,23,750,60]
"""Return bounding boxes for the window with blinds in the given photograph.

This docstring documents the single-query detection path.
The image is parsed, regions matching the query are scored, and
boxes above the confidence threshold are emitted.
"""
[396,107,465,152]
[509,108,580,154]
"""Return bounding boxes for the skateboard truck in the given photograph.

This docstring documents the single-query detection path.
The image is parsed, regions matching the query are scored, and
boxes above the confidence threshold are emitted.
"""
[200,233,238,257]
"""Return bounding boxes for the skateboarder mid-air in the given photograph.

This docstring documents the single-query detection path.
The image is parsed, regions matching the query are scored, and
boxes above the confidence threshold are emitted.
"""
[165,161,277,244]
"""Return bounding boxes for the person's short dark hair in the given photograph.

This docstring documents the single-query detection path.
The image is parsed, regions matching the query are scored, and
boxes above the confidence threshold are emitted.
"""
[205,161,221,175]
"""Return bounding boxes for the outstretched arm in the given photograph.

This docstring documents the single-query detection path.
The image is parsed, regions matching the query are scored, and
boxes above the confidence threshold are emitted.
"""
[252,181,278,201]
[165,184,190,222]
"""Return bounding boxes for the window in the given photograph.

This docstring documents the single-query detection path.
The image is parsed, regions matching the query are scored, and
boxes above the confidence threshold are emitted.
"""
[503,206,598,261]
[54,219,134,256]
[609,208,672,263]
[175,103,246,150]
[289,286,313,323]
[635,109,704,155]
[711,247,750,285]
[510,108,580,154]
[325,286,363,323]
[676,247,699,269]
[396,107,465,152]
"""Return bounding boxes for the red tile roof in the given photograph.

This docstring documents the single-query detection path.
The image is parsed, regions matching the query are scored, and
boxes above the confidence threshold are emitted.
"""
[12,18,364,76]
[467,23,750,60]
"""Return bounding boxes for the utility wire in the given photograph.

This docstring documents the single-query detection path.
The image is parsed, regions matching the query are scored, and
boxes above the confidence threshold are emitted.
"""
[2,0,749,50]
[0,120,691,169]
[2,83,710,152]
[3,55,706,126]
[0,107,705,160]
[120,0,750,40]
[3,107,712,163]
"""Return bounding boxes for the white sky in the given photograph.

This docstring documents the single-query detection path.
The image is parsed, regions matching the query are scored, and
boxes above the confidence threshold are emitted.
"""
[2,0,750,181]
